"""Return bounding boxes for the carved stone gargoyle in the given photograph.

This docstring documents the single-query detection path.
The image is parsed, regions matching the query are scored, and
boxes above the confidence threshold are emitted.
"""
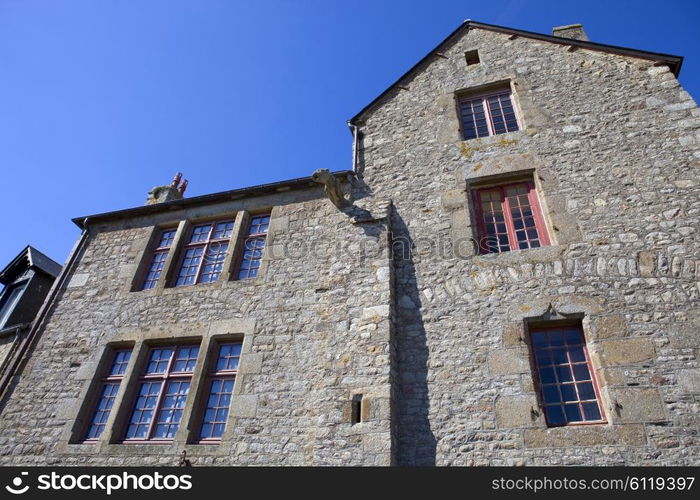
[311,169,351,209]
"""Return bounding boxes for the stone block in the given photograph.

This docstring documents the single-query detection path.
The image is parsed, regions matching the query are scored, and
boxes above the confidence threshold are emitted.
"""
[503,322,524,347]
[678,369,700,393]
[593,314,628,340]
[666,319,700,349]
[67,273,89,288]
[638,251,656,277]
[607,387,666,423]
[488,348,529,375]
[495,394,542,428]
[601,338,655,366]
[230,395,258,418]
[524,424,646,448]
[441,189,467,210]
[239,353,263,374]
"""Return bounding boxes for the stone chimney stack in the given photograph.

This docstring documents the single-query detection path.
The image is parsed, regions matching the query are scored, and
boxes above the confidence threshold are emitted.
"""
[145,172,188,205]
[552,24,589,41]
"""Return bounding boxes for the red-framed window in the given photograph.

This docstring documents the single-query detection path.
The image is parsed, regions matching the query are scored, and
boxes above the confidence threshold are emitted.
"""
[459,89,519,140]
[472,181,550,254]
[124,345,199,442]
[142,229,177,290]
[84,349,132,440]
[236,215,270,280]
[175,220,234,286]
[198,342,242,442]
[530,325,606,426]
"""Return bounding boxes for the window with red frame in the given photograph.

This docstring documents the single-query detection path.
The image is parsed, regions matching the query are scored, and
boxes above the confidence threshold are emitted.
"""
[84,349,132,440]
[142,229,177,290]
[472,181,550,254]
[124,345,199,441]
[236,215,270,280]
[530,324,605,426]
[459,89,519,140]
[198,342,241,441]
[175,220,234,286]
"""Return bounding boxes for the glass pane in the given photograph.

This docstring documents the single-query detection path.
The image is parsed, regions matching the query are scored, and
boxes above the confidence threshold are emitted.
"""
[555,365,573,382]
[545,405,565,425]
[577,382,596,400]
[146,348,174,374]
[572,364,591,381]
[564,404,582,423]
[539,366,555,384]
[542,385,560,403]
[582,402,602,421]
[560,384,577,402]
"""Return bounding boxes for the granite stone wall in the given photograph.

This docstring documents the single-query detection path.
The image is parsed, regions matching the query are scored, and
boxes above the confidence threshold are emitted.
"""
[0,189,395,466]
[354,26,699,465]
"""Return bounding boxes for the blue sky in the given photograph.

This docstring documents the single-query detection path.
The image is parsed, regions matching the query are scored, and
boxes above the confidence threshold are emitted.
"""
[1,0,698,269]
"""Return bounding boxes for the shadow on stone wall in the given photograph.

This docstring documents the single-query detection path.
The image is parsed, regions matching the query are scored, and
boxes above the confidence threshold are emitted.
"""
[391,210,437,466]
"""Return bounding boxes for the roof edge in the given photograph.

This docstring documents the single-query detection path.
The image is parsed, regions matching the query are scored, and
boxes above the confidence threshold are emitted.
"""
[349,20,683,124]
[0,246,62,284]
[72,170,355,229]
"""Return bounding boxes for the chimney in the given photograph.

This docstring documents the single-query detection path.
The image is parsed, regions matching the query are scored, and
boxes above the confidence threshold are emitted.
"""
[145,172,188,205]
[552,24,589,41]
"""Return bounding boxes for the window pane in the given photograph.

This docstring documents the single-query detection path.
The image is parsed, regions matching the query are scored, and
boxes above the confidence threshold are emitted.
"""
[157,229,177,249]
[109,350,132,376]
[545,406,565,426]
[199,377,236,440]
[190,224,212,243]
[126,381,162,439]
[146,348,174,374]
[0,284,26,329]
[172,346,199,373]
[153,380,190,439]
[582,402,602,421]
[86,382,120,439]
[212,221,234,239]
[216,342,242,371]
[238,237,267,280]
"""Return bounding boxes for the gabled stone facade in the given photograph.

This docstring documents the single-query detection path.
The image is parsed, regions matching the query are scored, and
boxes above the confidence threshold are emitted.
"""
[0,21,698,466]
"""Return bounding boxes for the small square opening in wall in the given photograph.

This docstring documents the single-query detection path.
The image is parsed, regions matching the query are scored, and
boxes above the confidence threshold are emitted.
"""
[465,50,480,66]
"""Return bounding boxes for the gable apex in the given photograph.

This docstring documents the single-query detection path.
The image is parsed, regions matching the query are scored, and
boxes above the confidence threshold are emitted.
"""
[349,20,683,125]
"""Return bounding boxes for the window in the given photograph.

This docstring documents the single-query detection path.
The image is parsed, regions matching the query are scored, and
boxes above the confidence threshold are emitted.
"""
[459,88,519,140]
[530,324,605,426]
[0,283,26,329]
[472,181,550,254]
[198,342,241,441]
[465,50,480,66]
[236,215,270,280]
[175,220,234,286]
[142,229,177,290]
[124,345,199,441]
[84,349,132,440]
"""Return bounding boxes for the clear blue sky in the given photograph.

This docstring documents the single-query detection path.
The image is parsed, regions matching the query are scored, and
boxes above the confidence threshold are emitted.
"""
[1,0,698,270]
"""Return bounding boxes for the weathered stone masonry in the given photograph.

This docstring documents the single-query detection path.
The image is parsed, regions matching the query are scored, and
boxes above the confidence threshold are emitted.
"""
[0,21,698,466]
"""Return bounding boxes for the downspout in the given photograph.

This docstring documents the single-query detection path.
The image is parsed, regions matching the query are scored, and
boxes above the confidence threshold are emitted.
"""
[0,218,91,402]
[348,121,360,175]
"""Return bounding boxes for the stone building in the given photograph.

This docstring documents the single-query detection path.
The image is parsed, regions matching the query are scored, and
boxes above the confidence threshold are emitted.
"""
[0,20,698,466]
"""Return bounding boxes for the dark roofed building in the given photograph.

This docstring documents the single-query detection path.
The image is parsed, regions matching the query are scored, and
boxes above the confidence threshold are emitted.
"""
[0,246,61,391]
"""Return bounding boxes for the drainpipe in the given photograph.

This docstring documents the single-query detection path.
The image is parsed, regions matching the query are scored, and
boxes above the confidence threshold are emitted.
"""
[0,218,92,402]
[348,121,360,174]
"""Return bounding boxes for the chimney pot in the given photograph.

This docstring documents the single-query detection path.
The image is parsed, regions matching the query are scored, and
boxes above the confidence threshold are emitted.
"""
[552,24,589,41]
